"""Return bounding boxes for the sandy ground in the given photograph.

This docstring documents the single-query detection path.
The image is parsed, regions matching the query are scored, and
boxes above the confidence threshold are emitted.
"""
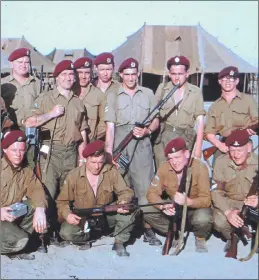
[1,233,258,279]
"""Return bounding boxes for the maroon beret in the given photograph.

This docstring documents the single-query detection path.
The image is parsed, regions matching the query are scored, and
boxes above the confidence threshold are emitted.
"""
[167,56,190,70]
[8,48,30,62]
[53,60,74,78]
[82,140,105,158]
[1,130,27,149]
[218,66,239,79]
[225,129,250,147]
[164,137,187,157]
[94,52,114,66]
[73,57,93,69]
[118,58,139,73]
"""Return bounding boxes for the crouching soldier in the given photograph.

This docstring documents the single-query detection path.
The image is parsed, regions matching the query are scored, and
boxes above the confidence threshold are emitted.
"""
[1,130,48,260]
[56,140,135,256]
[212,129,258,252]
[145,137,212,253]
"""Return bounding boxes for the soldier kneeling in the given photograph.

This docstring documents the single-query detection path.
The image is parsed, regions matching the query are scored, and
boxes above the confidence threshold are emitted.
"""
[145,137,213,253]
[1,130,48,260]
[56,140,135,257]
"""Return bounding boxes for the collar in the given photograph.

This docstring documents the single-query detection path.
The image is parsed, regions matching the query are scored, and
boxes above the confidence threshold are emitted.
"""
[217,90,243,103]
[117,84,143,96]
[79,163,110,177]
[53,87,75,100]
[9,73,35,84]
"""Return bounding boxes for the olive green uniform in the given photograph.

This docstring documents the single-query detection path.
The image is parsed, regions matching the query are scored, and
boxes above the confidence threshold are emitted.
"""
[56,164,135,243]
[211,153,258,240]
[145,160,212,237]
[95,79,121,95]
[1,157,47,254]
[104,84,159,205]
[154,82,206,168]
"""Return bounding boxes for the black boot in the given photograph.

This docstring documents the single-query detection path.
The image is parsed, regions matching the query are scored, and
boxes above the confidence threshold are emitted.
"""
[143,228,162,246]
[112,242,130,257]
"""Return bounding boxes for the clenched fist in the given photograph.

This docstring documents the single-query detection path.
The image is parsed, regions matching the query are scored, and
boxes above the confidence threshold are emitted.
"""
[51,104,65,118]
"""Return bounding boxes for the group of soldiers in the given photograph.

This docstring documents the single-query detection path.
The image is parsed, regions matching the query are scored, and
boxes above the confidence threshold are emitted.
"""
[1,47,258,260]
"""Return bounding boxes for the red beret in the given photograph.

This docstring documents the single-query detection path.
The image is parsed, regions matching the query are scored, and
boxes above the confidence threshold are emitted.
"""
[53,60,74,78]
[118,58,139,73]
[74,57,93,69]
[164,137,187,157]
[1,130,27,149]
[82,140,105,158]
[94,52,114,66]
[8,48,30,62]
[225,129,250,147]
[218,66,239,79]
[167,56,190,70]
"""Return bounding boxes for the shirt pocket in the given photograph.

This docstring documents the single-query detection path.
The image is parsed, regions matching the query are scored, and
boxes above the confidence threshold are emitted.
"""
[117,102,130,123]
[75,186,88,208]
[232,107,249,127]
[136,102,150,122]
[99,184,113,204]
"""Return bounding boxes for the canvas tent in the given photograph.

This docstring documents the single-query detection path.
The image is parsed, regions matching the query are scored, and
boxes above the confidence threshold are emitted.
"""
[46,48,96,64]
[112,24,258,76]
[1,52,10,73]
[1,36,56,72]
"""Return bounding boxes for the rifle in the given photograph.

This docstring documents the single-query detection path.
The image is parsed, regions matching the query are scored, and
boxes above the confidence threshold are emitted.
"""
[203,123,259,161]
[40,65,44,93]
[113,82,181,170]
[225,171,259,259]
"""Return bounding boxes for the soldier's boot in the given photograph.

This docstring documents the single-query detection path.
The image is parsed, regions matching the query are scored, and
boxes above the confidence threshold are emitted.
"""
[112,241,130,257]
[223,240,232,252]
[72,241,92,251]
[143,228,162,246]
[8,253,35,260]
[195,237,208,253]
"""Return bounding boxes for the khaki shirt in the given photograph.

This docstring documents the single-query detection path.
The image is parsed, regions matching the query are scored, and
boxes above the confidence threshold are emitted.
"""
[56,163,134,222]
[204,90,258,138]
[1,74,41,127]
[212,153,258,213]
[74,83,106,141]
[147,159,211,209]
[155,82,206,129]
[27,87,88,145]
[95,79,121,95]
[104,84,158,126]
[1,157,47,208]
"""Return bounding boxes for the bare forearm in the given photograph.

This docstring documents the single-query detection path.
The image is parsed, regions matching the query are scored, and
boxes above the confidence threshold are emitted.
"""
[194,116,204,158]
[207,134,221,147]
[24,113,53,128]
[105,122,115,154]
[148,118,160,133]
[78,130,87,159]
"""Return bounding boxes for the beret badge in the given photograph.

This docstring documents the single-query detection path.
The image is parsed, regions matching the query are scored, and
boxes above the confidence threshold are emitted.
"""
[84,61,89,67]
[131,62,136,67]
[229,70,234,76]
[107,58,111,63]
[233,141,239,146]
[172,148,176,153]
[71,63,74,68]
[26,50,30,56]
[175,57,180,63]
[17,136,24,142]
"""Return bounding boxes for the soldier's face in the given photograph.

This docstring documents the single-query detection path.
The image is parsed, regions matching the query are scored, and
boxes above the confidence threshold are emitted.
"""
[77,68,91,87]
[218,77,239,92]
[56,70,75,90]
[120,68,139,89]
[11,56,30,76]
[4,142,26,167]
[96,64,113,83]
[167,150,189,173]
[86,154,105,175]
[229,142,252,166]
[169,65,189,86]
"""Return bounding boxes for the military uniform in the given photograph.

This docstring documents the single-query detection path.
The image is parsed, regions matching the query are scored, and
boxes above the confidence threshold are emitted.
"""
[56,164,134,243]
[1,156,47,254]
[145,159,212,237]
[104,84,158,205]
[212,152,258,240]
[94,79,121,95]
[154,81,206,167]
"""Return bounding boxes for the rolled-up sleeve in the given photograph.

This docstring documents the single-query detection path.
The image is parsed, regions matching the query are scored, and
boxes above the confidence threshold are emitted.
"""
[104,92,117,123]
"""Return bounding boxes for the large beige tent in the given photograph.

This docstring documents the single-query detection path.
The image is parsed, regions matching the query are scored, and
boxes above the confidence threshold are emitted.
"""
[46,48,96,64]
[1,36,56,72]
[112,24,258,75]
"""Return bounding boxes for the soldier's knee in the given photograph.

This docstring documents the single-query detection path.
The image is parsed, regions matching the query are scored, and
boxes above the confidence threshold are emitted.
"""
[2,237,29,254]
[213,210,229,232]
[192,208,213,226]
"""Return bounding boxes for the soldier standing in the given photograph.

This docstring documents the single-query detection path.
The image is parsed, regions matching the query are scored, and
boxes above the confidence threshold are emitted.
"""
[104,57,162,245]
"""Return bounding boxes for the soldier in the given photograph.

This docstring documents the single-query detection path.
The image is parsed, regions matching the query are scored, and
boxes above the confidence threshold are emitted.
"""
[204,66,258,162]
[23,60,88,244]
[73,57,106,141]
[93,52,120,95]
[211,129,258,252]
[146,137,212,252]
[56,140,135,256]
[104,58,162,246]
[1,130,47,260]
[153,56,206,169]
[1,48,43,166]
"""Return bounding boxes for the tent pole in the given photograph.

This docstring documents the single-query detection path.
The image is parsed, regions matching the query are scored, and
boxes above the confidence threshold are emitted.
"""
[243,73,247,92]
[200,72,204,90]
[140,70,143,86]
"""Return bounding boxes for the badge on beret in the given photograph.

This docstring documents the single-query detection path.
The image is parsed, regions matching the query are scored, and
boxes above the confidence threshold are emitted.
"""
[26,50,30,56]
[172,148,176,153]
[84,61,89,67]
[71,63,74,68]
[17,136,24,142]
[175,57,180,63]
[131,62,136,67]
[107,58,111,63]
[233,141,239,146]
[229,70,234,76]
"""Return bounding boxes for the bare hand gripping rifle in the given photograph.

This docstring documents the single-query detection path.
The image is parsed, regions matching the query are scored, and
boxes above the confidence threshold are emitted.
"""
[225,171,259,261]
[113,82,181,170]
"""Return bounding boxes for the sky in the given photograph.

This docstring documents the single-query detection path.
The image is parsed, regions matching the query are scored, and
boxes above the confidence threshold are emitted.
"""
[1,1,258,67]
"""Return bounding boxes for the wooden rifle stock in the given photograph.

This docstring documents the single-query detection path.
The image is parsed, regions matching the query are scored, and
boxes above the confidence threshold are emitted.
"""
[225,171,258,259]
[113,131,134,161]
[203,123,259,161]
